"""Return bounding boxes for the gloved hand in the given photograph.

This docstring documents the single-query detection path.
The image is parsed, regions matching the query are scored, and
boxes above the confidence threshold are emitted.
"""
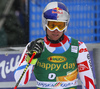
[26,38,44,65]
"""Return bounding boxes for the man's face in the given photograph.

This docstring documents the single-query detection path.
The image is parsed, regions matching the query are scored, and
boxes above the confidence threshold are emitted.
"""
[46,21,66,41]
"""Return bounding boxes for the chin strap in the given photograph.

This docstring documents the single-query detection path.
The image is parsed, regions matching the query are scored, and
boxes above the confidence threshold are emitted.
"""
[46,33,64,43]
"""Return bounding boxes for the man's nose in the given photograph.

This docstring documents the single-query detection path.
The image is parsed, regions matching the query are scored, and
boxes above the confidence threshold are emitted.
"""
[54,29,59,32]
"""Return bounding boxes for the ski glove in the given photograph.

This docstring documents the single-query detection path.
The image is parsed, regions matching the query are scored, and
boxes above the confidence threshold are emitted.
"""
[26,38,44,65]
[28,38,44,58]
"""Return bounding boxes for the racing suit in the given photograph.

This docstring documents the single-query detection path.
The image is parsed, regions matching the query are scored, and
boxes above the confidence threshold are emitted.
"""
[14,35,95,89]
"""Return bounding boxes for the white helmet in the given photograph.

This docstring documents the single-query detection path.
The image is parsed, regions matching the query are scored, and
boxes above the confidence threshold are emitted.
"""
[42,2,70,32]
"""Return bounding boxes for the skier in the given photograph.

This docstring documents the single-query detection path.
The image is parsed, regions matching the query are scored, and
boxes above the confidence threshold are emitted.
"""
[14,2,95,89]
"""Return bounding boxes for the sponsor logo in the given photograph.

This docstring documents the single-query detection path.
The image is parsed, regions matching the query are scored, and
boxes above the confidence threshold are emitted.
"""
[71,46,78,53]
[37,60,75,71]
[79,48,88,53]
[36,79,78,88]
[0,55,20,79]
[48,56,67,63]
[77,61,89,72]
[87,53,92,69]
[52,7,63,14]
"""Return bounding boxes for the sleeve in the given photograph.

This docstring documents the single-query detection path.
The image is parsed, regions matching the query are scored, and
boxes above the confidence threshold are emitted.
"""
[77,42,95,89]
[14,43,34,85]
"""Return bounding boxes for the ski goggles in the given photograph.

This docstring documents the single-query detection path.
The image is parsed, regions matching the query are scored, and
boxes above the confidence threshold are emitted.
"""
[46,21,67,32]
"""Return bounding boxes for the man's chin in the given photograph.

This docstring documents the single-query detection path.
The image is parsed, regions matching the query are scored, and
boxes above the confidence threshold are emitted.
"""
[51,38,59,41]
[48,35,60,41]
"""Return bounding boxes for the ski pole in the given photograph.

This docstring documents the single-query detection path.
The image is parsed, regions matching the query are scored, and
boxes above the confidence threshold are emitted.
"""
[14,52,36,89]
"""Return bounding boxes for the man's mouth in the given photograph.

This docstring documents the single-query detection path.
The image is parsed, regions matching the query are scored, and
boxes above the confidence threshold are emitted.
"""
[52,34,59,37]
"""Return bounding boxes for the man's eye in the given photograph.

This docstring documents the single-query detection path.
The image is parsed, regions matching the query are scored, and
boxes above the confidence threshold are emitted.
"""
[58,25,62,28]
[50,24,55,28]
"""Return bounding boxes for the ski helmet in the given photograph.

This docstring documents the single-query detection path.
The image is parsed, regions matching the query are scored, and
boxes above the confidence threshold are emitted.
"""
[42,2,70,32]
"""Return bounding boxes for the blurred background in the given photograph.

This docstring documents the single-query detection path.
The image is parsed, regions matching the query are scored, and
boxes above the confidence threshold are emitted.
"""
[0,0,100,89]
[0,0,100,47]
[0,0,29,47]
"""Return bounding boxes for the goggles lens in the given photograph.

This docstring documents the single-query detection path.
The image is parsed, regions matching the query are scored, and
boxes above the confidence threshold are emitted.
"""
[47,21,66,31]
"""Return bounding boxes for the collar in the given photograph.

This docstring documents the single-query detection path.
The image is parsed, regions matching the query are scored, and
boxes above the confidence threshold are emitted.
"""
[44,35,69,47]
